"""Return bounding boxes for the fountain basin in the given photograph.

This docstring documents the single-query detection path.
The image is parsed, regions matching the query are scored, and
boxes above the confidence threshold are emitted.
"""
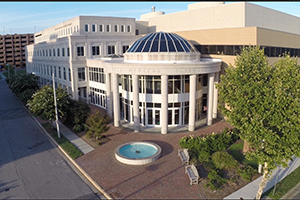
[115,141,162,165]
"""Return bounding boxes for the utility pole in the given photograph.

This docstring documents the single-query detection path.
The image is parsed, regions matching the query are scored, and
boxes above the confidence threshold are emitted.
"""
[52,73,61,138]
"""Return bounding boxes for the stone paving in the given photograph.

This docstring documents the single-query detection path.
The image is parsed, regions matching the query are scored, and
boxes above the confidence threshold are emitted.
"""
[76,105,234,199]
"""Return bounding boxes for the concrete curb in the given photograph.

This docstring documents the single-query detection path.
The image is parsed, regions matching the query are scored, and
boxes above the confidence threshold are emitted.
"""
[6,80,112,200]
[32,116,113,200]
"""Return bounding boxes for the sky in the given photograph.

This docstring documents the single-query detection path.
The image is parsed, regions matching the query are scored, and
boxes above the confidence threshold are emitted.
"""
[1,1,300,34]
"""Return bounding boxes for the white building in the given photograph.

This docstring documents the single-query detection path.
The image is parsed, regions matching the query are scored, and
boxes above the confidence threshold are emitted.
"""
[28,1,300,134]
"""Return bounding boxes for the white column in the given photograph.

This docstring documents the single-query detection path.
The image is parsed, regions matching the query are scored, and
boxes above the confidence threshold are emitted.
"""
[188,75,196,132]
[105,73,113,118]
[112,73,120,127]
[68,36,78,100]
[161,75,168,134]
[213,72,219,119]
[207,73,215,125]
[71,67,78,100]
[132,74,140,132]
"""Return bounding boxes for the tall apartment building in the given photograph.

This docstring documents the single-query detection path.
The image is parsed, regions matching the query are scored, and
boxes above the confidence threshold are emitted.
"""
[26,1,300,134]
[0,33,34,69]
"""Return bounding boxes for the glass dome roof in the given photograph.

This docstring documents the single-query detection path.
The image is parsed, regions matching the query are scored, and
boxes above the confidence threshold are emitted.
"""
[127,31,199,53]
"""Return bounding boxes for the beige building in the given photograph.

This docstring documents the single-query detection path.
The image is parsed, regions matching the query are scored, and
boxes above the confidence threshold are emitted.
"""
[26,1,300,134]
[0,33,34,69]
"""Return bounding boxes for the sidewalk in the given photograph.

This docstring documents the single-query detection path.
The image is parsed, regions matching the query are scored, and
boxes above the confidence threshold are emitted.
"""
[51,121,94,154]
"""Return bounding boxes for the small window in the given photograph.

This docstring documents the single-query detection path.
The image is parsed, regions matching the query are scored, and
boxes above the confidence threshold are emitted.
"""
[77,46,84,56]
[62,48,65,56]
[99,24,104,32]
[108,45,115,54]
[57,48,60,57]
[53,49,55,57]
[67,47,70,57]
[85,24,89,32]
[106,25,110,32]
[49,49,51,57]
[63,67,66,80]
[114,25,118,32]
[92,24,96,32]
[92,46,100,55]
[122,45,129,53]
[78,67,86,81]
[121,25,125,32]
[127,25,131,32]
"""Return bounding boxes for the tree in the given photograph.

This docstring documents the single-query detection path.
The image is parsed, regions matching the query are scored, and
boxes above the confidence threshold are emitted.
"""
[7,73,39,104]
[217,46,300,199]
[27,85,70,124]
[66,99,91,132]
[85,112,110,141]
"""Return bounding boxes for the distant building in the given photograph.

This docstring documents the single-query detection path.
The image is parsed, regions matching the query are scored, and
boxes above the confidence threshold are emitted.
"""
[0,34,34,69]
[26,1,300,133]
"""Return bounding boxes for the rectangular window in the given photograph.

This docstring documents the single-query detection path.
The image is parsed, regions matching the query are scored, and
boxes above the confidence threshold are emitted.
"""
[62,48,65,56]
[99,24,104,32]
[77,46,84,56]
[78,67,85,81]
[68,68,71,81]
[108,45,115,55]
[54,66,57,77]
[85,24,89,32]
[127,25,131,32]
[106,25,110,32]
[53,49,55,57]
[63,67,66,80]
[114,25,118,32]
[49,49,51,57]
[92,24,96,32]
[58,66,61,78]
[67,47,70,57]
[57,48,60,57]
[122,45,129,53]
[92,46,100,55]
[46,49,48,56]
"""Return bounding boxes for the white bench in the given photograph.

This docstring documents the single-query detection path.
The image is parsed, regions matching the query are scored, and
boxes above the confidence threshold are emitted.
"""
[185,164,200,185]
[178,148,189,165]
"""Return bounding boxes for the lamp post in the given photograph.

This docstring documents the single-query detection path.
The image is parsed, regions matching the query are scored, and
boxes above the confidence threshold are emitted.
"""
[52,73,61,138]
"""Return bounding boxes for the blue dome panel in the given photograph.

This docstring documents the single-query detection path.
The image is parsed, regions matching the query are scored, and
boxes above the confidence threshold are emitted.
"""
[127,31,199,53]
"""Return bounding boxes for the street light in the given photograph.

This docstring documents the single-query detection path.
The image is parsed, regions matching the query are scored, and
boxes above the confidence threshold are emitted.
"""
[52,73,61,138]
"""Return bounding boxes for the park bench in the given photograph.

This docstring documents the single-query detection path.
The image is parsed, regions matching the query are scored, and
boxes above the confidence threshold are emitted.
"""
[178,148,189,165]
[185,164,200,185]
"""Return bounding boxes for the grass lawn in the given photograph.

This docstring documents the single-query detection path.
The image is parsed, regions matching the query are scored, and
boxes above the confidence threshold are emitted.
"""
[262,164,300,199]
[42,123,83,159]
[228,141,258,169]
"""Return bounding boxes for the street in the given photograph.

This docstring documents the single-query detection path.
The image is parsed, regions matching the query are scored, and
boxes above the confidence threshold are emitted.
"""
[0,79,100,199]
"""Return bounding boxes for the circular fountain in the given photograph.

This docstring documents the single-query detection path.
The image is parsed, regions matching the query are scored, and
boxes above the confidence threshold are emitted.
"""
[114,141,162,165]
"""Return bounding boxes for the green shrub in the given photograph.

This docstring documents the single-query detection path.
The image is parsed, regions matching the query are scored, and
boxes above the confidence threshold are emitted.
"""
[85,112,110,140]
[73,124,84,133]
[237,164,256,181]
[202,161,215,171]
[198,149,211,163]
[205,170,227,190]
[66,99,91,126]
[212,151,239,170]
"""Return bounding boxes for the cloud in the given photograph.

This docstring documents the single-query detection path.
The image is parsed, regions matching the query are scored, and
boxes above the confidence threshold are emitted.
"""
[0,8,80,23]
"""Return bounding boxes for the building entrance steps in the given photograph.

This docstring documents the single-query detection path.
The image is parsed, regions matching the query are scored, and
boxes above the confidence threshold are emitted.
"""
[52,121,94,154]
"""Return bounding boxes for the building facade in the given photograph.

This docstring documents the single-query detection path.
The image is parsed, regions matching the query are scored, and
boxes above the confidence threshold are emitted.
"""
[26,1,300,134]
[0,33,34,69]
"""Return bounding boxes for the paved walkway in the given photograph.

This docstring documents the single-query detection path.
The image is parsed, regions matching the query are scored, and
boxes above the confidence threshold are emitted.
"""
[52,121,94,154]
